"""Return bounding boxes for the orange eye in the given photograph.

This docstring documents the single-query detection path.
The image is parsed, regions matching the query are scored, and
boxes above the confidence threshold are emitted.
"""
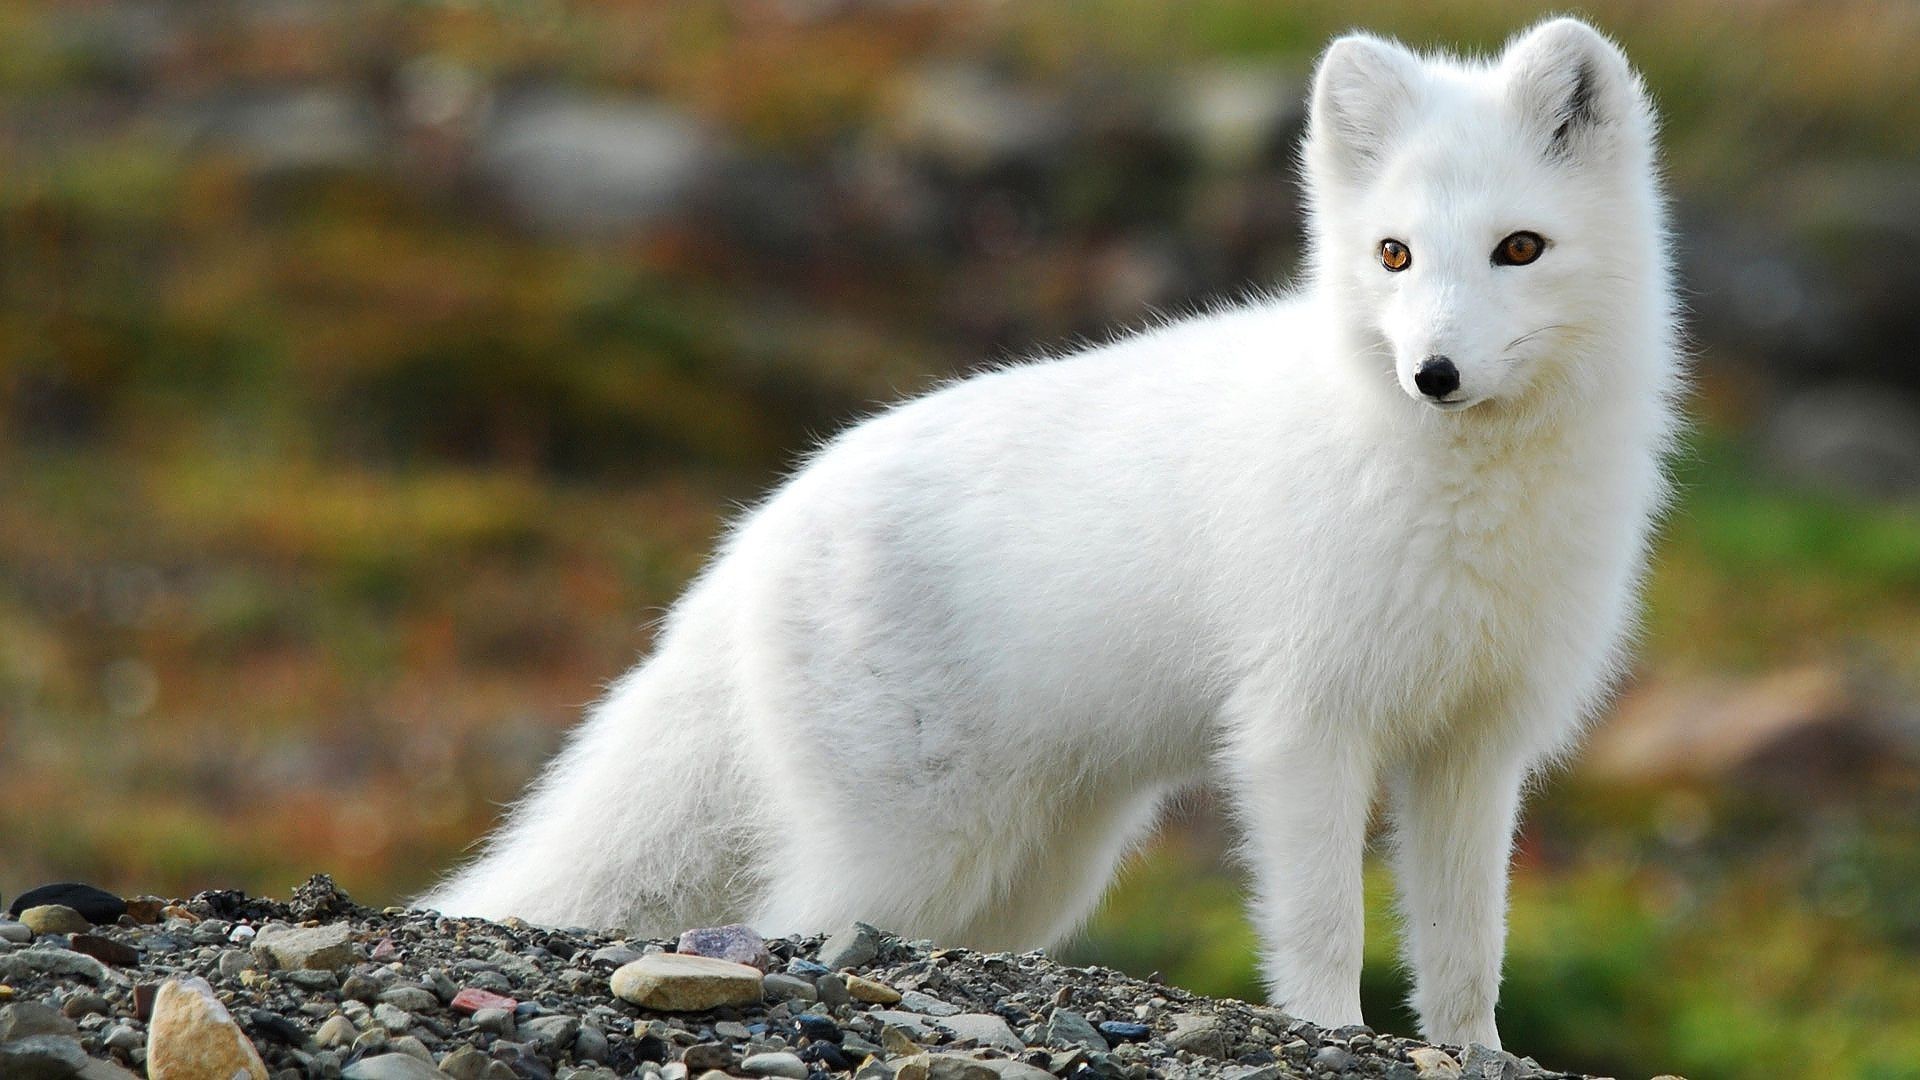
[1494,231,1545,266]
[1379,239,1411,272]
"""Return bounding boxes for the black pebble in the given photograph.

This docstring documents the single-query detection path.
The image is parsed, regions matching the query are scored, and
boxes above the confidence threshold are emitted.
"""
[247,1010,307,1046]
[1097,1020,1152,1043]
[795,1014,842,1043]
[801,1042,851,1069]
[8,882,128,924]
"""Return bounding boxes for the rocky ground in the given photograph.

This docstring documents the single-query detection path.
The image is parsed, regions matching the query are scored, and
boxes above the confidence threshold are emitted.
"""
[0,876,1655,1080]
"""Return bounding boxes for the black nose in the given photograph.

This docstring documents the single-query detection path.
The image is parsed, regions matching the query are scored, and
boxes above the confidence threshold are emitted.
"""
[1414,355,1460,399]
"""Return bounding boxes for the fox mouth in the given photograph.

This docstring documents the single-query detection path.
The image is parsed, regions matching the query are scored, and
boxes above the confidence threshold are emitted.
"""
[1427,395,1485,412]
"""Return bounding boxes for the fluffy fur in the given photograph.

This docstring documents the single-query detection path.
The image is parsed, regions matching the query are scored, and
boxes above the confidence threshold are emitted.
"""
[422,18,1680,1048]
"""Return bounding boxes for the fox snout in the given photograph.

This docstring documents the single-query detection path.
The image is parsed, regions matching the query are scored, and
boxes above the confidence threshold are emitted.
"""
[1412,355,1460,400]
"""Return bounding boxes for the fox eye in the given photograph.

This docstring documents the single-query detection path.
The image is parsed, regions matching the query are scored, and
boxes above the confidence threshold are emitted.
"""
[1494,231,1546,266]
[1378,239,1411,272]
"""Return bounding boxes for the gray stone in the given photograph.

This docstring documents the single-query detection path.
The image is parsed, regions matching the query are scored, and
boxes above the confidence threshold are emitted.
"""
[0,1034,89,1079]
[341,974,384,1002]
[589,944,643,968]
[287,969,341,991]
[815,972,850,1008]
[372,1003,414,1033]
[523,1014,580,1050]
[1461,1043,1521,1080]
[389,1035,436,1064]
[342,1052,450,1080]
[898,990,961,1017]
[933,1013,1023,1053]
[0,922,31,944]
[216,949,253,978]
[816,923,884,970]
[101,1023,142,1052]
[0,1001,80,1041]
[1044,1010,1107,1053]
[1313,1045,1353,1073]
[1166,1013,1230,1058]
[740,1050,809,1079]
[761,972,818,1002]
[378,986,441,1013]
[470,1008,514,1037]
[573,1023,609,1063]
[253,923,353,971]
[0,947,119,985]
[870,1011,935,1039]
[975,1061,1055,1080]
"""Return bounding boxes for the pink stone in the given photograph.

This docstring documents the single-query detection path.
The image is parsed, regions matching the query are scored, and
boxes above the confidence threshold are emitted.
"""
[676,924,772,971]
[451,987,518,1015]
[369,935,398,961]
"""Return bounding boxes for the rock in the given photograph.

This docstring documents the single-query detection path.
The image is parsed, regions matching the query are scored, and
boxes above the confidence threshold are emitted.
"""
[1313,1045,1353,1073]
[478,93,712,236]
[0,1001,80,1041]
[573,1023,609,1063]
[122,898,166,925]
[1409,1046,1464,1079]
[1461,1043,1521,1080]
[469,1007,514,1036]
[844,973,901,1004]
[1097,1020,1151,1043]
[439,1045,489,1080]
[0,1034,89,1079]
[450,987,516,1015]
[898,990,961,1016]
[0,922,31,944]
[0,948,118,985]
[20,905,90,936]
[253,923,353,971]
[1044,1009,1107,1053]
[8,883,128,924]
[682,1043,735,1071]
[372,1003,414,1033]
[68,934,140,967]
[933,1013,1023,1053]
[522,1013,580,1050]
[795,1013,841,1043]
[610,953,763,1012]
[341,974,383,1002]
[342,1052,451,1080]
[145,975,269,1080]
[315,1014,359,1049]
[389,1035,437,1064]
[740,1051,809,1079]
[761,972,818,1002]
[61,992,109,1019]
[817,923,885,970]
[288,969,340,991]
[1166,1013,1229,1058]
[676,924,772,970]
[378,985,441,1013]
[589,944,644,968]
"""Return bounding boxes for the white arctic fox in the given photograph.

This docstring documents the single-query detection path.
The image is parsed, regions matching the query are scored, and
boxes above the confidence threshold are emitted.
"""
[424,18,1680,1047]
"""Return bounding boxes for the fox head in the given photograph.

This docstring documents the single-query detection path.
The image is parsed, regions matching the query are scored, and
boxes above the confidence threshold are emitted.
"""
[1303,18,1666,414]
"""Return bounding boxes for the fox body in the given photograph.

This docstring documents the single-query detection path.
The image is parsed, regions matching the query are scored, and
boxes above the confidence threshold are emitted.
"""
[424,18,1679,1047]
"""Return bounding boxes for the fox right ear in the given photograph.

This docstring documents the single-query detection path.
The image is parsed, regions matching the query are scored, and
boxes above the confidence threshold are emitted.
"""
[1307,33,1424,178]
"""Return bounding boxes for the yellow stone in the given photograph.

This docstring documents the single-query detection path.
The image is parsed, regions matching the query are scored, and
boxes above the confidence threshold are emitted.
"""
[146,976,268,1080]
[845,973,902,1004]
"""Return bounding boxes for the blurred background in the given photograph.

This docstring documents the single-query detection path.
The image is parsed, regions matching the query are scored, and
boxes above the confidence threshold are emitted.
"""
[3,1,1919,1076]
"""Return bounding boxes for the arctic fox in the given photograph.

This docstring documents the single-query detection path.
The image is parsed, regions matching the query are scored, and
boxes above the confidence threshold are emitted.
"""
[424,18,1679,1047]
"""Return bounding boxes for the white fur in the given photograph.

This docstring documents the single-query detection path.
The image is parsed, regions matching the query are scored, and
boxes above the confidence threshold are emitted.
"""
[422,18,1680,1048]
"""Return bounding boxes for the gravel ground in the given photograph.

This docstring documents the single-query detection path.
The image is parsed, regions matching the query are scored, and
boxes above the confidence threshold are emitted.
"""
[0,875,1649,1080]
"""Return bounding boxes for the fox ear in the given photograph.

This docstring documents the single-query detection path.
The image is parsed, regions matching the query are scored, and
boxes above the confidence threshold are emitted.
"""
[1307,33,1424,177]
[1502,18,1644,160]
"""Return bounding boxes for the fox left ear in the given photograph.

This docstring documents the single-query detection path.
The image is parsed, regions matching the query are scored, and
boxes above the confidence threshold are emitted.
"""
[1502,18,1646,161]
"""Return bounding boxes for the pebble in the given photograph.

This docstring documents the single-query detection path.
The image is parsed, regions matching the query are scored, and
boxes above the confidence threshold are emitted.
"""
[610,953,764,1012]
[815,922,884,970]
[1166,1013,1229,1058]
[451,987,517,1014]
[0,948,115,985]
[761,972,818,1002]
[844,973,902,1004]
[0,922,31,944]
[682,1042,735,1071]
[933,1012,1023,1053]
[342,1052,450,1080]
[68,934,140,968]
[252,923,353,971]
[1045,1009,1108,1052]
[1409,1046,1465,1079]
[740,1050,810,1078]
[378,985,441,1012]
[8,883,128,925]
[1313,1045,1353,1073]
[439,1044,490,1080]
[676,924,772,970]
[1,1001,79,1040]
[145,975,268,1080]
[315,1013,359,1048]
[470,1006,515,1036]
[898,990,961,1016]
[0,1033,90,1077]
[60,992,109,1019]
[1097,1020,1152,1043]
[20,905,92,936]
[1461,1043,1522,1080]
